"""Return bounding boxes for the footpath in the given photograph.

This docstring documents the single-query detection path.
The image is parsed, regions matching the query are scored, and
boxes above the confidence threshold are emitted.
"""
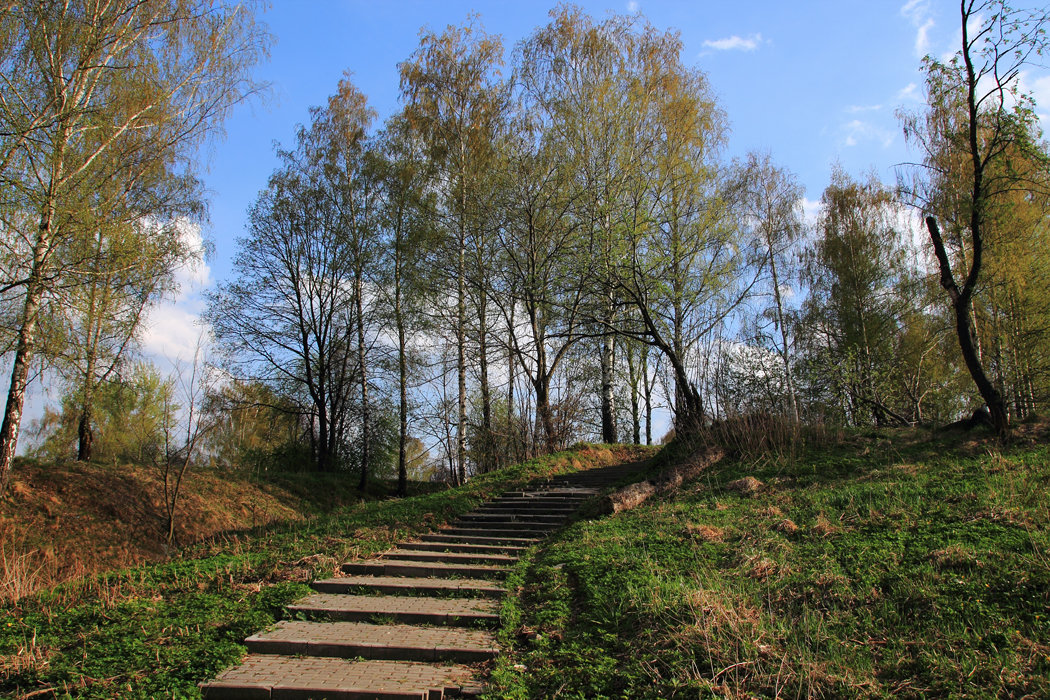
[200,459,648,699]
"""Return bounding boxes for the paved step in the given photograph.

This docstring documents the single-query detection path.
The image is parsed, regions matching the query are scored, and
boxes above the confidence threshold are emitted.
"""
[341,559,510,580]
[419,532,540,546]
[246,620,499,663]
[491,494,588,502]
[313,575,507,598]
[493,493,591,500]
[398,540,528,556]
[442,526,557,538]
[459,512,566,524]
[202,458,653,699]
[288,593,499,626]
[200,655,480,699]
[449,518,561,530]
[382,549,518,566]
[473,505,578,515]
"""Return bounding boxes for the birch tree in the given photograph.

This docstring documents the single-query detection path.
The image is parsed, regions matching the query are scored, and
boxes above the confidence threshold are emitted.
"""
[399,18,505,483]
[740,153,805,421]
[0,0,268,490]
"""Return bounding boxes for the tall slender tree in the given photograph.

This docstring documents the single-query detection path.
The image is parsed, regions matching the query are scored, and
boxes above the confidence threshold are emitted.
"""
[57,214,191,461]
[373,114,434,496]
[490,114,585,453]
[740,153,805,421]
[900,0,1049,435]
[399,17,506,482]
[0,0,268,490]
[801,168,911,426]
[208,79,378,473]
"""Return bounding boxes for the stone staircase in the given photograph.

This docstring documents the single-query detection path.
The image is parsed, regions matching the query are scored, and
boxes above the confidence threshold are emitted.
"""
[200,459,647,699]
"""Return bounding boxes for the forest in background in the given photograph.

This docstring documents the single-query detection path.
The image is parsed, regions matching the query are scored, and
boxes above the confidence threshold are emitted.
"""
[1,1,1049,499]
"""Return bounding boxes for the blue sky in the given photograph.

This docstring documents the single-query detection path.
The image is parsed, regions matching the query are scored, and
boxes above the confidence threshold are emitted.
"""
[142,0,1050,397]
[19,1,1050,443]
[190,0,1048,296]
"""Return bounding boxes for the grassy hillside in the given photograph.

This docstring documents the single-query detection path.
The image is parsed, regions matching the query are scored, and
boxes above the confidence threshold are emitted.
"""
[0,458,437,602]
[489,427,1050,698]
[0,444,648,699]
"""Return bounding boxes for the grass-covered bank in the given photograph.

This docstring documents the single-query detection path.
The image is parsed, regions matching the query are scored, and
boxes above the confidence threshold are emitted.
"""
[489,429,1050,698]
[0,457,445,602]
[0,444,650,698]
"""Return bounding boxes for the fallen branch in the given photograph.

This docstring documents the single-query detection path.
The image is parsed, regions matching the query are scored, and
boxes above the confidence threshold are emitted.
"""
[600,446,724,515]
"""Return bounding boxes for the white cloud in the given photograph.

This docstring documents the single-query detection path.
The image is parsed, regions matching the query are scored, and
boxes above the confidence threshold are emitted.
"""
[915,18,934,56]
[626,1,638,12]
[800,197,822,229]
[702,33,764,52]
[897,82,921,101]
[846,104,883,114]
[140,220,212,364]
[891,204,928,250]
[841,119,896,149]
[1019,71,1050,133]
[939,12,984,64]
[900,0,935,57]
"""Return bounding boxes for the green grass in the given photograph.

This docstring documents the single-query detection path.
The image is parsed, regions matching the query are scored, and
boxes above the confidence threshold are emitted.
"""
[0,444,642,698]
[488,431,1050,699]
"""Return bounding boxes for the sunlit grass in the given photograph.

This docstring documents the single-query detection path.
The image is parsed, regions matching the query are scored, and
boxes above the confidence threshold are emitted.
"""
[0,444,648,698]
[490,431,1050,698]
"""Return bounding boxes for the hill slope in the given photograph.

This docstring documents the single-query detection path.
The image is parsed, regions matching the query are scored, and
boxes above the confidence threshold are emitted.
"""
[0,458,422,601]
[0,444,649,698]
[490,428,1050,698]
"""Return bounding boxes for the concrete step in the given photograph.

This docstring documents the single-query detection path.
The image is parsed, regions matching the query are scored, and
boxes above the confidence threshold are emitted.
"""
[418,532,540,546]
[340,559,509,580]
[493,492,590,501]
[449,519,561,531]
[473,505,578,516]
[287,593,499,626]
[246,620,499,663]
[459,512,567,524]
[493,492,589,500]
[398,540,528,556]
[382,549,518,566]
[200,656,481,699]
[442,526,556,538]
[313,575,506,599]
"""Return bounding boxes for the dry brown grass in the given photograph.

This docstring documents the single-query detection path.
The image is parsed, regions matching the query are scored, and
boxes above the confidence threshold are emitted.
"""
[726,476,765,496]
[0,626,52,680]
[697,412,839,465]
[0,459,343,602]
[684,523,725,542]
[928,544,984,571]
[810,514,841,537]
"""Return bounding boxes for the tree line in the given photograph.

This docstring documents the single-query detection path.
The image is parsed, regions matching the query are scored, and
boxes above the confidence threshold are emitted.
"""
[1,1,1048,496]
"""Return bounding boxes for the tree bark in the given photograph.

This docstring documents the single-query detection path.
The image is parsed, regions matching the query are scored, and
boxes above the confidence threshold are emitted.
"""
[396,245,408,497]
[768,248,798,421]
[925,216,1008,435]
[642,350,653,445]
[0,203,57,490]
[477,288,492,472]
[600,328,617,444]
[356,275,370,491]
[625,342,640,445]
[457,221,467,485]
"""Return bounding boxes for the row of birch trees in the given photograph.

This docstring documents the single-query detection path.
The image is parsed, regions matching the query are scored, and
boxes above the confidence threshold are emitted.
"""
[207,2,1050,486]
[3,2,1049,493]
